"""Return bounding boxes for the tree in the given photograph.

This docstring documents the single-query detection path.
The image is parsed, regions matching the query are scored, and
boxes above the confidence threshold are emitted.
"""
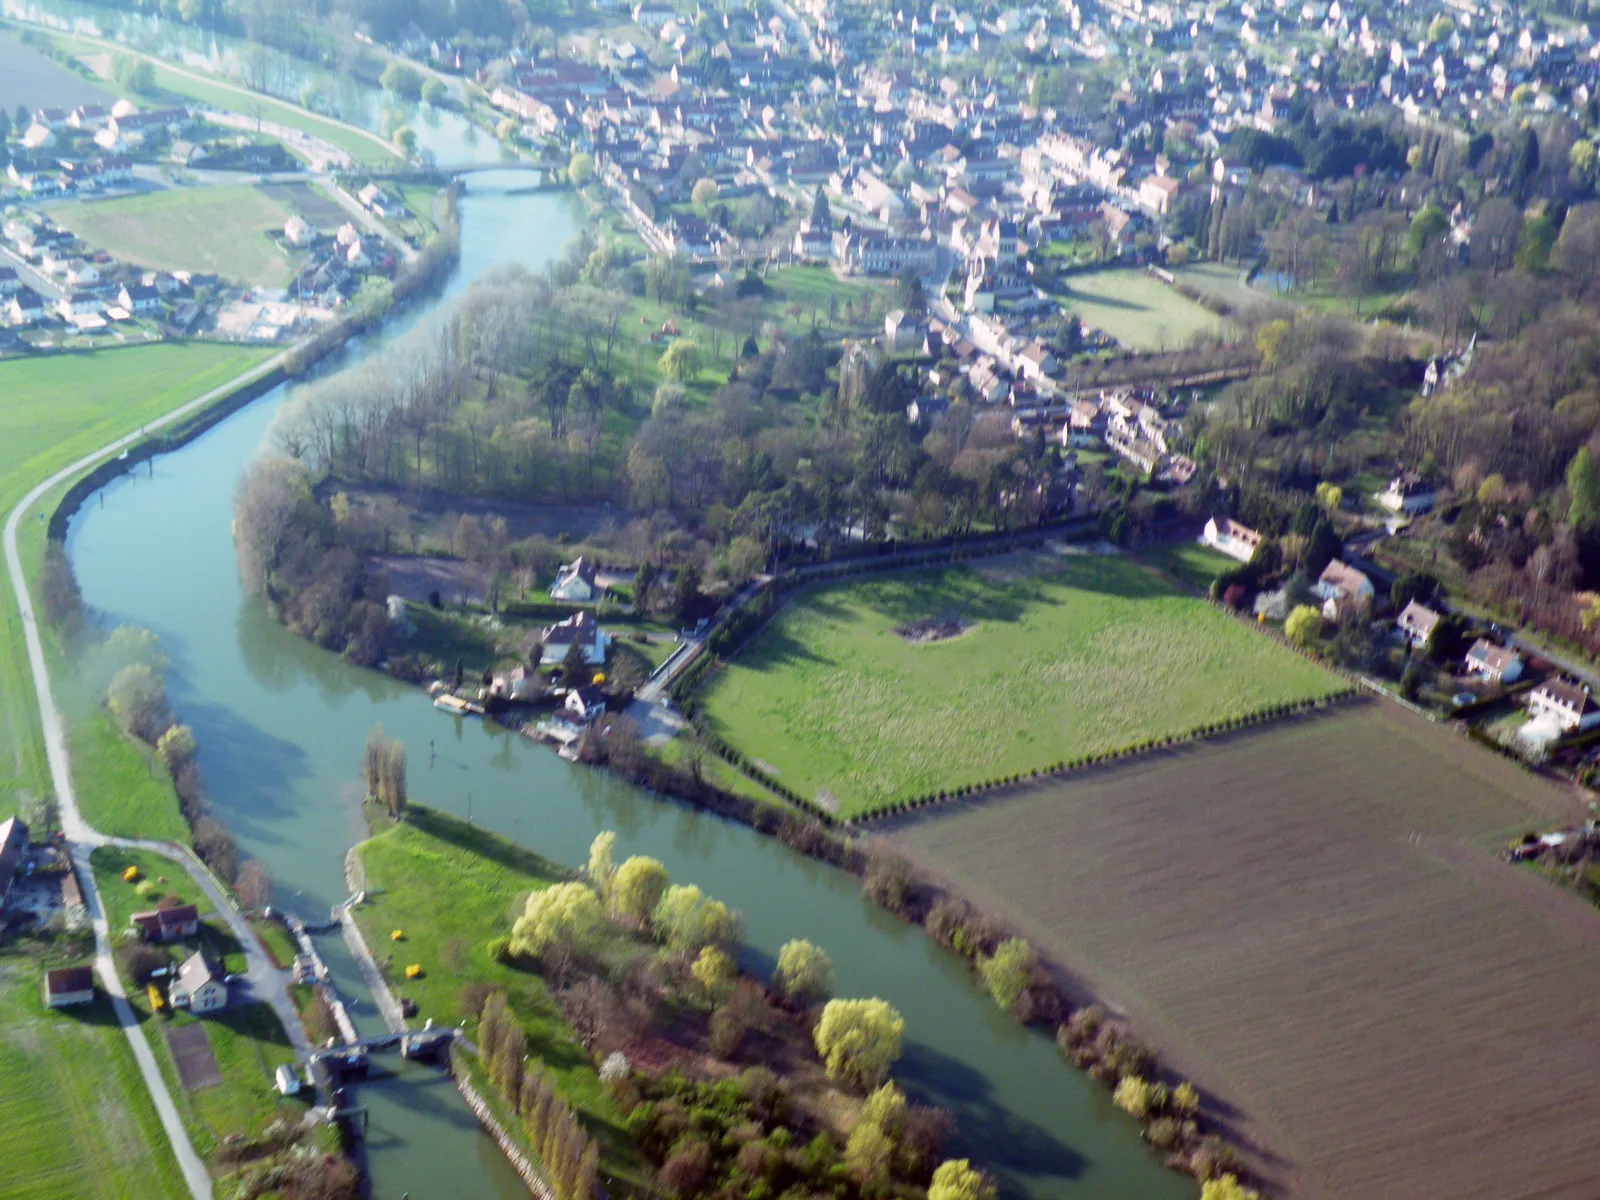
[1405,203,1449,261]
[394,126,418,157]
[691,945,736,1000]
[658,339,702,383]
[421,77,448,106]
[586,831,616,895]
[107,663,168,742]
[510,882,604,965]
[568,151,595,186]
[814,998,905,1089]
[1200,1177,1260,1200]
[1314,481,1342,512]
[38,543,82,636]
[1568,448,1600,527]
[561,635,591,686]
[1426,13,1453,41]
[1285,604,1323,648]
[773,938,834,1006]
[16,791,58,838]
[652,884,739,952]
[112,55,155,94]
[672,562,702,623]
[609,855,670,924]
[1113,1075,1155,1118]
[979,938,1035,1012]
[844,1118,894,1188]
[380,61,424,98]
[691,177,719,215]
[928,1159,997,1200]
[234,859,273,910]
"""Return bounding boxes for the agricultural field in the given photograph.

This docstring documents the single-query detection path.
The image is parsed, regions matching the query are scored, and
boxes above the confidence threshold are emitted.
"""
[0,30,112,111]
[255,180,350,231]
[51,185,303,286]
[0,342,276,825]
[696,549,1341,817]
[0,949,187,1199]
[1055,268,1231,351]
[890,703,1600,1200]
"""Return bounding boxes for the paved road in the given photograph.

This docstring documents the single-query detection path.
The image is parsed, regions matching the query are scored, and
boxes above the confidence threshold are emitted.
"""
[3,350,291,1200]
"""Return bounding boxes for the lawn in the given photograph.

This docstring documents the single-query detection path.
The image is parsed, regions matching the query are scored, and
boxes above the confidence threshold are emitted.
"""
[52,186,302,286]
[351,806,648,1186]
[0,342,276,825]
[696,549,1342,816]
[1055,268,1230,351]
[91,846,210,935]
[65,696,190,844]
[0,948,187,1199]
[891,703,1596,1200]
[1171,261,1279,317]
[1142,541,1238,593]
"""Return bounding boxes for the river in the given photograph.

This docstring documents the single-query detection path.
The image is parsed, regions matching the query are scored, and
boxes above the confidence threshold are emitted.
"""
[42,28,1195,1200]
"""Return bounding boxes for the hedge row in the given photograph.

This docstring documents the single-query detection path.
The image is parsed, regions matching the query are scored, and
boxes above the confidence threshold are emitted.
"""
[848,691,1357,826]
[688,713,839,827]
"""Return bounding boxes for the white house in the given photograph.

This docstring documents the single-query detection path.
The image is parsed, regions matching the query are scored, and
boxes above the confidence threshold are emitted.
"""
[43,966,95,1008]
[8,288,46,326]
[1201,517,1262,563]
[118,283,163,315]
[169,951,227,1014]
[0,816,28,909]
[549,557,602,602]
[563,685,607,724]
[1395,600,1442,650]
[1526,678,1600,734]
[539,610,610,666]
[1313,559,1375,618]
[1464,638,1523,685]
[283,215,315,247]
[1379,472,1435,515]
[20,123,56,151]
[56,292,101,321]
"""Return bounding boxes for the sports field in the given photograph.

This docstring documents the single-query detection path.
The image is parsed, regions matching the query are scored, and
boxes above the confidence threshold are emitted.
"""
[1056,268,1230,351]
[697,549,1340,816]
[53,186,301,286]
[891,703,1600,1199]
[0,954,186,1199]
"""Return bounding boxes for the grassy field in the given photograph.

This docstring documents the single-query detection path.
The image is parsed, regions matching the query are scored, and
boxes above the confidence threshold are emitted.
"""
[0,343,275,825]
[891,703,1599,1199]
[697,549,1341,816]
[0,948,187,1199]
[65,695,190,844]
[52,186,301,286]
[1142,541,1239,593]
[351,806,649,1186]
[1171,261,1279,317]
[1055,268,1230,351]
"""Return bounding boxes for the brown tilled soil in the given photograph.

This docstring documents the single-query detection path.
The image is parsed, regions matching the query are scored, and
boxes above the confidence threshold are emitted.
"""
[889,701,1600,1200]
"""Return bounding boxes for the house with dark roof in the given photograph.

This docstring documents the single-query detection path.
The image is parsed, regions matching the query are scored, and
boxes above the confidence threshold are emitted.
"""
[43,965,95,1008]
[0,817,29,908]
[1313,559,1375,618]
[1526,678,1600,735]
[563,685,608,724]
[539,610,610,666]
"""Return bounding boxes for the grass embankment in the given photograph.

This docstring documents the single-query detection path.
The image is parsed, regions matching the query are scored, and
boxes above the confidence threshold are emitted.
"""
[0,342,276,826]
[88,846,301,1164]
[1054,268,1231,351]
[52,185,303,287]
[351,805,649,1187]
[31,25,402,167]
[1142,541,1239,594]
[0,946,188,1199]
[698,550,1342,817]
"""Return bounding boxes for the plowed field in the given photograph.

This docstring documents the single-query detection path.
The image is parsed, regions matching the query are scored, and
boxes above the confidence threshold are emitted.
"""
[890,703,1600,1199]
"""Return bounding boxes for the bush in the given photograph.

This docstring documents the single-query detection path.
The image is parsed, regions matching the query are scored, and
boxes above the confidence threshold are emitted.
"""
[862,850,912,913]
[116,942,170,986]
[135,880,160,902]
[979,938,1036,1014]
[486,936,511,964]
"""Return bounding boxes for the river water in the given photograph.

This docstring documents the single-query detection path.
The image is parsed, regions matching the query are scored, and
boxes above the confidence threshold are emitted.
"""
[39,15,1197,1194]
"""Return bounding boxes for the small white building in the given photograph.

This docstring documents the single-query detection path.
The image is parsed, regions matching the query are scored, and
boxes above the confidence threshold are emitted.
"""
[169,951,227,1014]
[549,557,602,603]
[1379,472,1435,515]
[1395,600,1442,650]
[1200,517,1262,564]
[1464,638,1523,685]
[563,685,607,724]
[43,966,95,1008]
[284,215,315,247]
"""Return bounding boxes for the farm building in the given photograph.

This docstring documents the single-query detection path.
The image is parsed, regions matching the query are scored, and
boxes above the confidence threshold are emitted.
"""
[130,903,199,942]
[169,951,227,1013]
[1201,517,1262,564]
[1395,601,1442,650]
[43,965,95,1008]
[549,557,602,602]
[0,816,29,908]
[1464,639,1523,685]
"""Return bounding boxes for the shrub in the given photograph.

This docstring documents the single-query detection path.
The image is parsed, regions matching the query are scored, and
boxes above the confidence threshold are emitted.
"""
[1113,1075,1154,1119]
[979,938,1036,1013]
[772,938,834,1007]
[486,936,511,964]
[658,1136,712,1198]
[134,880,160,902]
[1146,1116,1182,1151]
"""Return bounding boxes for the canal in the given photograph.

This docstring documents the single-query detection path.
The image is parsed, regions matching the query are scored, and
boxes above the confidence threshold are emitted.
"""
[27,25,1199,1190]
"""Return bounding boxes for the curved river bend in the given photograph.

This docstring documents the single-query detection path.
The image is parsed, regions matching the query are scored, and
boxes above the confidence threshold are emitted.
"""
[65,176,1191,1200]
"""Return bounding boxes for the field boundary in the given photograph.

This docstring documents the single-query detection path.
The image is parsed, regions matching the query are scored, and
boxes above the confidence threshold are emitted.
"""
[847,689,1361,827]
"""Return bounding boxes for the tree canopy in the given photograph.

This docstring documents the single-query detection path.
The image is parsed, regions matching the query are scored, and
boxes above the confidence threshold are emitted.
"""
[814,998,905,1088]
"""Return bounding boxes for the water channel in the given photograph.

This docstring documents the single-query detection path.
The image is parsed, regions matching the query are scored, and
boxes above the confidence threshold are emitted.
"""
[23,14,1200,1189]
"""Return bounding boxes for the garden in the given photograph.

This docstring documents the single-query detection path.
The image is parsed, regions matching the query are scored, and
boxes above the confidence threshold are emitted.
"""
[695,550,1342,817]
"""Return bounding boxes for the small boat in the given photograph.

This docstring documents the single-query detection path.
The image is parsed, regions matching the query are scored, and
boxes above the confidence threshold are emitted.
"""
[432,694,483,715]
